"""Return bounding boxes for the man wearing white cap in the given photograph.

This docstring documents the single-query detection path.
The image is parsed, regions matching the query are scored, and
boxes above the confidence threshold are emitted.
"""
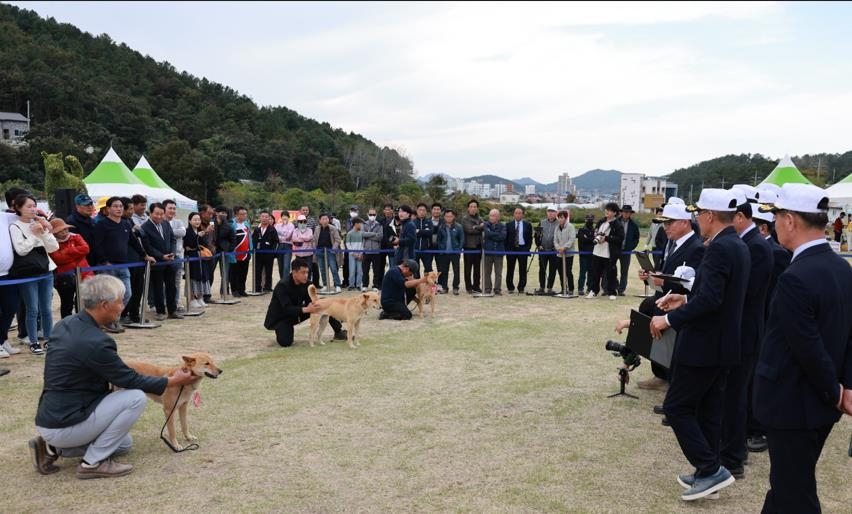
[636,199,705,392]
[753,183,852,513]
[650,188,750,501]
[718,187,774,480]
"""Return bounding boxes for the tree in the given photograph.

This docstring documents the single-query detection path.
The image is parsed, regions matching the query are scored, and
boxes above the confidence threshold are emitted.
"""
[424,174,447,202]
[318,157,353,213]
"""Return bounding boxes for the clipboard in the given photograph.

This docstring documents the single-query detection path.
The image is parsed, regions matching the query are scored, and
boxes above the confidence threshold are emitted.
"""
[635,251,655,272]
[648,272,690,284]
[625,309,676,369]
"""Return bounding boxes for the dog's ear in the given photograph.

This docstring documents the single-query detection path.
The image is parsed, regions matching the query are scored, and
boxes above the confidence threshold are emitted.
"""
[361,294,370,308]
[181,355,197,366]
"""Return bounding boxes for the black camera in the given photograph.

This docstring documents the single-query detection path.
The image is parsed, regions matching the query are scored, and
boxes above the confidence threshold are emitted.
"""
[605,340,641,370]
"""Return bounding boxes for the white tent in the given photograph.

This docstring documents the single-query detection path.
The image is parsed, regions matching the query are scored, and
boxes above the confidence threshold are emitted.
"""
[826,173,852,209]
[131,156,198,212]
[82,148,164,202]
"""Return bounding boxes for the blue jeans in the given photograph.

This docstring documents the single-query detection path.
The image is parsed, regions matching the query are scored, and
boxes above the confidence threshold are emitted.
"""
[316,248,341,288]
[102,267,132,306]
[18,274,54,344]
[348,253,363,288]
[276,243,292,280]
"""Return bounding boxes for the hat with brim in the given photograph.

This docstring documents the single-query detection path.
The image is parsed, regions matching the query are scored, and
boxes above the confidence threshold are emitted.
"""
[758,183,829,214]
[621,205,634,213]
[546,206,557,212]
[686,189,738,212]
[74,193,93,206]
[654,203,692,222]
[403,258,419,275]
[95,196,110,210]
[731,184,759,203]
[50,219,74,233]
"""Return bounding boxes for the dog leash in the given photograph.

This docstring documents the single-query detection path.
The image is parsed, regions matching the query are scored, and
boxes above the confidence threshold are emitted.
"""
[160,385,200,453]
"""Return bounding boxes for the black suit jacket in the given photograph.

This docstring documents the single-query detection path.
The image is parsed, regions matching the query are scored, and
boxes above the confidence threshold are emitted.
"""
[740,227,774,356]
[141,219,176,261]
[252,225,278,255]
[657,232,706,298]
[765,238,791,321]
[754,243,852,429]
[667,226,750,367]
[505,219,533,251]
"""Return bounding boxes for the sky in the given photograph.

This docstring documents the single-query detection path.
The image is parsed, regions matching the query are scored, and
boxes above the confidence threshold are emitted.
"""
[10,1,852,182]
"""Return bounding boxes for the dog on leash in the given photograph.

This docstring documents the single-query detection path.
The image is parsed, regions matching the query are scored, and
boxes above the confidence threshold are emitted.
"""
[123,352,222,451]
[308,284,381,348]
[413,270,441,318]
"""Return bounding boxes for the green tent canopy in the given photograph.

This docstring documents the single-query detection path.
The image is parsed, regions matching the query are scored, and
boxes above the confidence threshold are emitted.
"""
[132,156,173,189]
[759,155,813,187]
[83,147,146,185]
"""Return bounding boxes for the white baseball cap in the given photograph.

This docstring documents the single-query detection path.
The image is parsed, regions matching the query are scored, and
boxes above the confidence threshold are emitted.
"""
[686,189,739,213]
[752,188,778,223]
[758,183,829,214]
[731,184,760,203]
[654,203,692,222]
[666,197,686,206]
[730,188,748,208]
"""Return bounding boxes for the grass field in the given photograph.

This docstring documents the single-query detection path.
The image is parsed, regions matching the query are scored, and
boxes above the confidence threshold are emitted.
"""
[2,258,850,513]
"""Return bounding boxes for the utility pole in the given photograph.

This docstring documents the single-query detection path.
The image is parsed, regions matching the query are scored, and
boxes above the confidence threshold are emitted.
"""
[817,157,821,181]
[721,176,725,188]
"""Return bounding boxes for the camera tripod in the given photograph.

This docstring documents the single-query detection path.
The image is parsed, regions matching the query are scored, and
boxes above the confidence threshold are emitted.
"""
[608,368,638,399]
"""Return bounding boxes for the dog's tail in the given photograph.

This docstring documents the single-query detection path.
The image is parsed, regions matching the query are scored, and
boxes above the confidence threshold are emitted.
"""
[308,284,319,302]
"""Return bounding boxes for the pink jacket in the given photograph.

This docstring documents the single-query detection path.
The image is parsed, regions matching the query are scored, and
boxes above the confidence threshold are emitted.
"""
[291,227,314,257]
[275,222,294,244]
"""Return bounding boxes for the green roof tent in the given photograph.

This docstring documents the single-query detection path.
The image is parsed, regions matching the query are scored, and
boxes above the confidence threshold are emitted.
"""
[83,147,162,199]
[759,155,813,187]
[131,156,197,211]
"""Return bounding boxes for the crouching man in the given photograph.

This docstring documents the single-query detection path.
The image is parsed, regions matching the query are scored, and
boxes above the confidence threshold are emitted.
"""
[379,259,427,320]
[29,275,198,479]
[264,258,347,346]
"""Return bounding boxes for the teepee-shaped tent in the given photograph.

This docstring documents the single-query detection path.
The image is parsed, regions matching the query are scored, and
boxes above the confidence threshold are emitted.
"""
[759,155,813,187]
[131,156,197,211]
[83,148,162,199]
[826,171,852,207]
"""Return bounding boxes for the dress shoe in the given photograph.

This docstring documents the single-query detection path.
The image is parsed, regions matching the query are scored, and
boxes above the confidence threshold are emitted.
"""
[167,312,184,320]
[154,313,167,321]
[747,435,768,453]
[653,405,665,415]
[76,459,133,479]
[661,416,670,427]
[637,377,669,391]
[29,436,59,475]
[333,330,348,341]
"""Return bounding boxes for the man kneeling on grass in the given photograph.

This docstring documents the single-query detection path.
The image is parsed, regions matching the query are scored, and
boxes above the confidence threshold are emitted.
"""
[29,275,198,479]
[379,259,427,320]
[264,258,347,346]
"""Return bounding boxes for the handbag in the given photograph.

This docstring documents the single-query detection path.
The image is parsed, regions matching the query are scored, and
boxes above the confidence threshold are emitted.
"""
[199,245,213,258]
[9,225,50,278]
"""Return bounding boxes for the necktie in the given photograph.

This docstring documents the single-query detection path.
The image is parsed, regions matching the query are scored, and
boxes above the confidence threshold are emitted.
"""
[157,223,164,240]
[665,239,675,259]
[515,221,520,246]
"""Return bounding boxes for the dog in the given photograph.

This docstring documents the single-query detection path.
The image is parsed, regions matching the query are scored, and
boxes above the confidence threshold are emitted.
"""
[308,284,381,348]
[413,270,441,318]
[123,352,222,450]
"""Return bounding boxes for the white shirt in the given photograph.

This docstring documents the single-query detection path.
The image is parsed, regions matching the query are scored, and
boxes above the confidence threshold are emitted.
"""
[670,231,696,255]
[739,223,757,239]
[169,218,186,258]
[791,238,828,263]
[0,212,15,276]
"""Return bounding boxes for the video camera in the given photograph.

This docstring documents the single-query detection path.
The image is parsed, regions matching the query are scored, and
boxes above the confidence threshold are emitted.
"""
[605,340,641,371]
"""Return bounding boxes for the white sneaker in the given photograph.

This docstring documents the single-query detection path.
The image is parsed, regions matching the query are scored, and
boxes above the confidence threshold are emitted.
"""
[319,287,330,293]
[335,286,341,293]
[189,300,201,309]
[360,287,367,292]
[609,295,617,300]
[0,346,9,358]
[586,291,597,299]
[1,341,21,355]
[199,299,208,307]
[18,335,29,345]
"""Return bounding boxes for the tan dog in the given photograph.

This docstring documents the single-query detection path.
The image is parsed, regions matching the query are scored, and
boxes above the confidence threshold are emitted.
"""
[414,270,441,318]
[308,284,381,348]
[123,352,222,450]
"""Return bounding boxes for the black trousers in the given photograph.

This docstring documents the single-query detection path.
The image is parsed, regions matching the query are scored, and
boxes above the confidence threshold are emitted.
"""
[150,265,178,315]
[721,353,755,469]
[437,254,460,291]
[274,316,342,347]
[54,274,78,318]
[463,247,481,291]
[230,259,250,295]
[381,288,416,320]
[590,255,617,295]
[362,252,386,289]
[123,265,146,321]
[538,252,556,290]
[618,253,632,293]
[416,250,433,273]
[663,363,729,478]
[255,255,275,291]
[761,424,833,514]
[505,252,528,292]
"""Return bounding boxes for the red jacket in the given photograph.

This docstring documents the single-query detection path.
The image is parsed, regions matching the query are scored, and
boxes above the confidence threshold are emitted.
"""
[50,233,94,278]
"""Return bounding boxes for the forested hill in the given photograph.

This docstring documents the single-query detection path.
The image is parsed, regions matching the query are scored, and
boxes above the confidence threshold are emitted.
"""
[667,152,852,198]
[0,4,414,203]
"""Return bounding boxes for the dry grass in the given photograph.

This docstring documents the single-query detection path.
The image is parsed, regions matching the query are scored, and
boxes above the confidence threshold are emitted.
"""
[2,258,851,513]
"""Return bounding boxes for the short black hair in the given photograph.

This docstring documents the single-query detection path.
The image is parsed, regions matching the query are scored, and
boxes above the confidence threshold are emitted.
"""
[162,199,176,208]
[106,196,124,209]
[431,202,442,210]
[604,202,620,213]
[233,205,246,214]
[149,202,165,214]
[119,197,132,209]
[416,202,428,209]
[215,205,229,214]
[291,258,310,272]
[735,202,753,219]
[259,210,270,217]
[444,208,456,216]
[398,204,414,215]
[130,194,147,205]
[468,199,479,208]
[5,187,28,208]
[383,203,394,210]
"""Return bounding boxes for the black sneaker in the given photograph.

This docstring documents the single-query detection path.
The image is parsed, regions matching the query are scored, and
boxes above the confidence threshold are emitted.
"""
[29,344,44,355]
[746,435,768,453]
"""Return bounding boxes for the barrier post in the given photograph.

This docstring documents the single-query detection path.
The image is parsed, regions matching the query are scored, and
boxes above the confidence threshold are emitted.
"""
[245,249,264,296]
[553,252,576,299]
[182,258,204,316]
[211,252,240,305]
[124,261,162,329]
[75,266,83,313]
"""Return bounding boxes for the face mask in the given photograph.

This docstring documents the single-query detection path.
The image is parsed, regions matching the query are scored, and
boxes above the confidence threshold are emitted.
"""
[298,223,306,229]
[368,215,376,221]
[350,211,358,218]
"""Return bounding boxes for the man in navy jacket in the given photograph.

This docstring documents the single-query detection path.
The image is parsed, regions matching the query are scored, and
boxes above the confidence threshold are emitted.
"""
[651,188,750,501]
[505,206,533,294]
[753,183,852,514]
[140,203,181,321]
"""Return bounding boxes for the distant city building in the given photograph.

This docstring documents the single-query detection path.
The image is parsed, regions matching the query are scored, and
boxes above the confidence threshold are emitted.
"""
[0,111,29,146]
[525,184,536,195]
[619,173,678,212]
[557,173,576,197]
[493,183,507,197]
[499,193,521,204]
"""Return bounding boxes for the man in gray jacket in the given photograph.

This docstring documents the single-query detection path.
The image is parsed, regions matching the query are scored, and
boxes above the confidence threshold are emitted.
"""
[535,207,559,294]
[360,207,385,291]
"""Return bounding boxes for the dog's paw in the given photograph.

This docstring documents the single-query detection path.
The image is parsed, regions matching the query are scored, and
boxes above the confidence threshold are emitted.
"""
[171,441,184,451]
[185,433,198,442]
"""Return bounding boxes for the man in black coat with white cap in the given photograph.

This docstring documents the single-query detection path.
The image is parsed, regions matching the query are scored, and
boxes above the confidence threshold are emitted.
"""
[753,183,852,514]
[650,188,750,502]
